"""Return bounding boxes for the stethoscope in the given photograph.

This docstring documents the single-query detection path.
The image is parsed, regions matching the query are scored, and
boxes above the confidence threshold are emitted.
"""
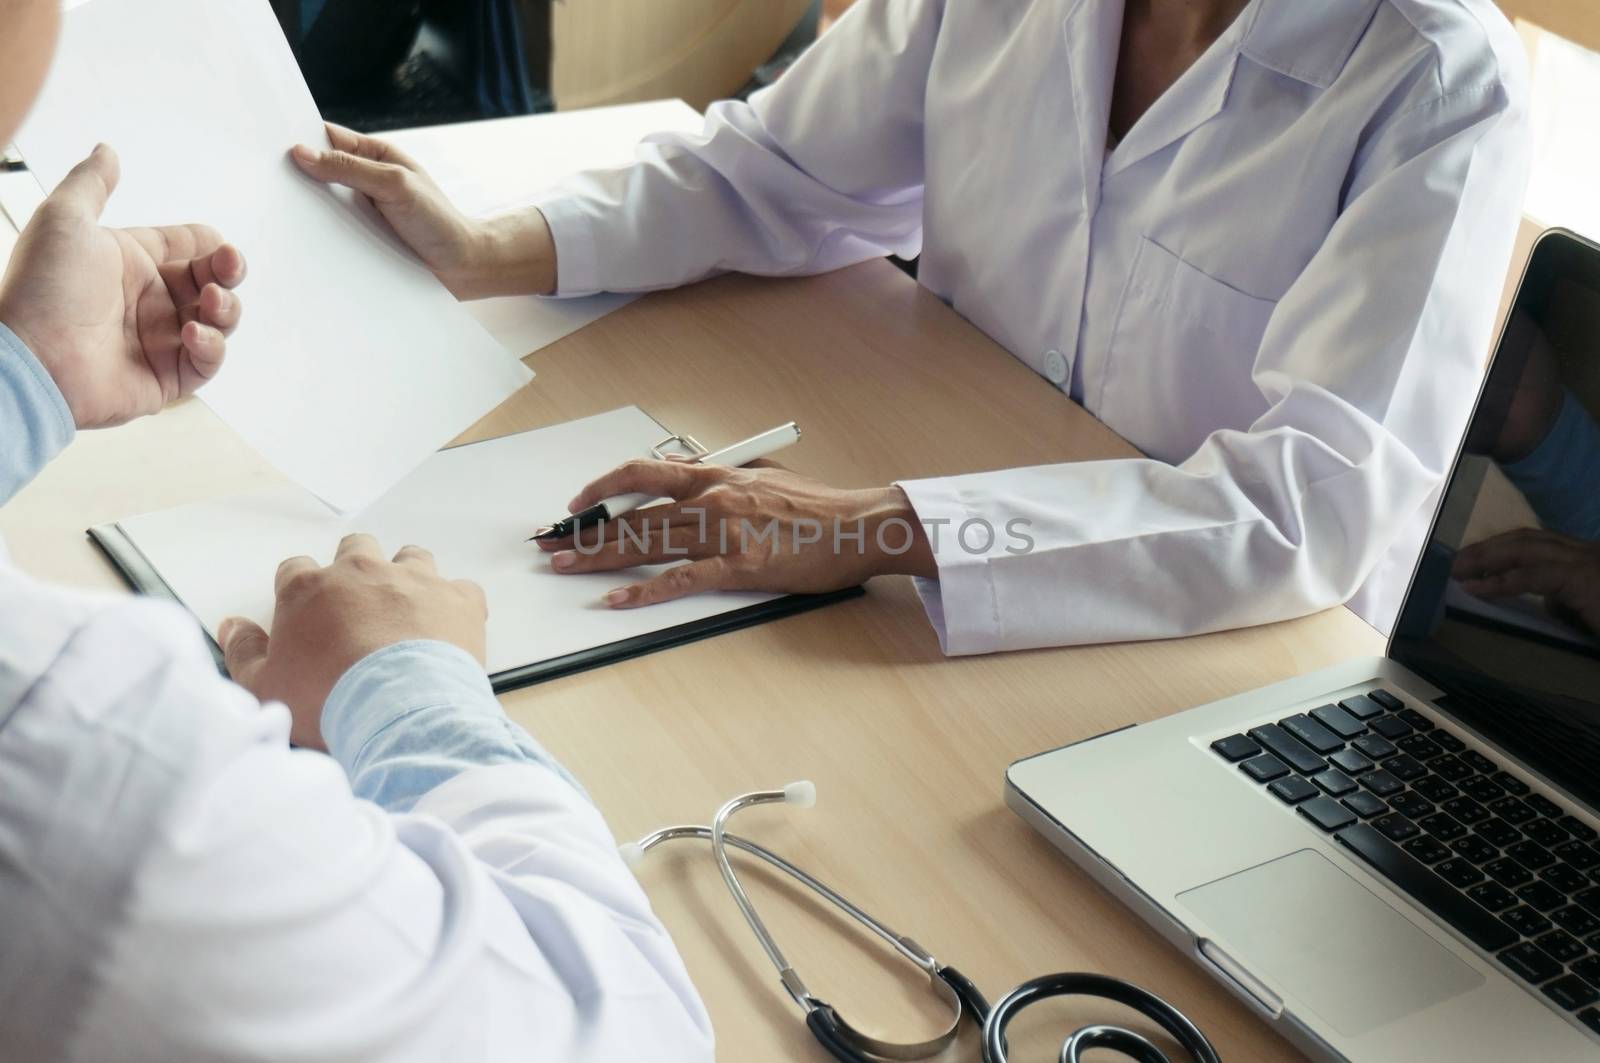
[621,782,1222,1063]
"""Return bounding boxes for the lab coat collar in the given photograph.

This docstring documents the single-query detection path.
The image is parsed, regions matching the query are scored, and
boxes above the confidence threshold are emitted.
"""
[1240,0,1384,89]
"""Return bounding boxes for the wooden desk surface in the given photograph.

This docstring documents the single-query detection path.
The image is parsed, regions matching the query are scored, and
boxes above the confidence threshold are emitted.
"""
[0,259,1383,1060]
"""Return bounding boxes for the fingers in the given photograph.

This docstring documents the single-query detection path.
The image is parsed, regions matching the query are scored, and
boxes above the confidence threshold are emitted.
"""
[323,122,422,171]
[1454,530,1575,578]
[604,558,733,609]
[1458,564,1568,602]
[550,520,711,574]
[291,142,413,205]
[218,616,270,687]
[335,532,382,562]
[198,282,242,334]
[49,143,120,220]
[178,320,227,387]
[275,555,317,597]
[568,459,714,513]
[393,544,437,572]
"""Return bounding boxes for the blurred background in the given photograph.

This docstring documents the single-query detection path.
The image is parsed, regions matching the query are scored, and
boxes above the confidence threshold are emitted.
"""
[267,0,858,132]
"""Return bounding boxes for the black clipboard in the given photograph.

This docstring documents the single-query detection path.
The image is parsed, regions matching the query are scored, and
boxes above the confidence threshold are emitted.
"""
[88,521,863,693]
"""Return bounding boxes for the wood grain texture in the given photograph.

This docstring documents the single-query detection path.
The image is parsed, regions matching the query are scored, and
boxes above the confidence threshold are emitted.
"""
[0,260,1381,1060]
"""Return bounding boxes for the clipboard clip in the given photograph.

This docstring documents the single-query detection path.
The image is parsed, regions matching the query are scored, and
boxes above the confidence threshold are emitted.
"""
[651,433,709,460]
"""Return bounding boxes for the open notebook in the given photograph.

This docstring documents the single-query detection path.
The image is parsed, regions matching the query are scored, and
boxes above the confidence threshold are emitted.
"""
[90,408,860,691]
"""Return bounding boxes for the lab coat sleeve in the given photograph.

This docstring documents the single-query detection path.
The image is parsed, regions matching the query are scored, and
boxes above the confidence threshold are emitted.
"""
[529,0,941,296]
[19,591,713,1061]
[898,78,1531,654]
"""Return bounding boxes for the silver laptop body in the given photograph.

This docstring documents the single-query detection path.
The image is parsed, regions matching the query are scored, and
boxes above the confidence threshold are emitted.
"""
[1008,229,1600,1062]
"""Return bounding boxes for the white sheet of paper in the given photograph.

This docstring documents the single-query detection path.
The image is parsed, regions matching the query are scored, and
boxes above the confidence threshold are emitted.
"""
[383,100,705,359]
[117,407,776,676]
[12,0,532,513]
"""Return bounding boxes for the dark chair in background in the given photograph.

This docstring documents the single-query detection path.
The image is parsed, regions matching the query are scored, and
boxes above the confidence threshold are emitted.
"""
[272,0,552,132]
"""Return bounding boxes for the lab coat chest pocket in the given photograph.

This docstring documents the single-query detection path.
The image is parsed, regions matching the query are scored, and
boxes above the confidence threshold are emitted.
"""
[1102,236,1279,459]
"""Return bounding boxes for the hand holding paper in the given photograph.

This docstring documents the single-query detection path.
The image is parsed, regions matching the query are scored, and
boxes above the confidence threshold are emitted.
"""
[0,144,246,428]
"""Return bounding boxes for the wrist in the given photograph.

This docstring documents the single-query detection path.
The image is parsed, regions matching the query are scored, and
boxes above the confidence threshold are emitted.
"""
[454,208,557,299]
[855,485,937,580]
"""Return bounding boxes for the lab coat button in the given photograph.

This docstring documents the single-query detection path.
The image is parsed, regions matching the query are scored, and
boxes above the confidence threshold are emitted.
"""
[1043,348,1069,384]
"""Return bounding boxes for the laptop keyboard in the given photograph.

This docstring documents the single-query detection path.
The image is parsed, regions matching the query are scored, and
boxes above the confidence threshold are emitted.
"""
[1212,687,1600,1037]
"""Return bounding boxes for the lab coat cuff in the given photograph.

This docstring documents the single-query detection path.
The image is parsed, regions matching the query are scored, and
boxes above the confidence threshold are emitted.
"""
[0,322,75,504]
[895,476,1007,657]
[323,640,501,773]
[530,195,604,297]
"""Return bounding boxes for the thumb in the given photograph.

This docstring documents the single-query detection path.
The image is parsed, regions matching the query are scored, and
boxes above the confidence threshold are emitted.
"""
[290,144,408,204]
[218,617,270,689]
[51,143,120,219]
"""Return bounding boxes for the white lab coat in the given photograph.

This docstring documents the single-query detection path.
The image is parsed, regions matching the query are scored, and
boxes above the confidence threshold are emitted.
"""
[534,0,1533,654]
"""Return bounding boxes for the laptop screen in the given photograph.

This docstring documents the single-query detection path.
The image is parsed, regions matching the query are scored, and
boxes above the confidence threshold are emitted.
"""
[1391,230,1600,813]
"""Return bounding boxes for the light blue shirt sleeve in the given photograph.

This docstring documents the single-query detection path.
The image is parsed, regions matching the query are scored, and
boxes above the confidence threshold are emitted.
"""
[0,322,75,505]
[322,639,587,813]
[1502,390,1600,541]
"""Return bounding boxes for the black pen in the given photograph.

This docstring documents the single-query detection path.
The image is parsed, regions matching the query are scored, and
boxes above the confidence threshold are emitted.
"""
[528,422,801,542]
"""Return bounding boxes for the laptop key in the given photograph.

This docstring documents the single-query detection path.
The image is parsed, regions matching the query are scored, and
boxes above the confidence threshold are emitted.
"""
[1503,906,1553,938]
[1494,772,1531,797]
[1443,797,1489,826]
[1342,791,1387,819]
[1361,770,1404,798]
[1374,812,1420,842]
[1500,942,1562,985]
[1310,703,1365,739]
[1211,734,1262,762]
[1246,725,1325,774]
[1561,817,1599,844]
[1451,835,1496,865]
[1240,754,1290,783]
[1280,714,1344,755]
[1329,748,1374,776]
[1397,733,1442,761]
[1467,881,1517,912]
[1545,863,1589,895]
[1493,797,1538,826]
[1340,694,1386,720]
[1543,974,1600,1012]
[1536,929,1588,964]
[1420,812,1467,843]
[1554,905,1600,937]
[1390,792,1434,820]
[1574,886,1600,917]
[1507,840,1556,871]
[1486,858,1534,888]
[1518,881,1568,913]
[1353,734,1397,760]
[1436,858,1484,888]
[1268,776,1319,804]
[1432,756,1475,783]
[1367,689,1403,712]
[1385,754,1427,782]
[1578,1007,1600,1035]
[1334,824,1516,951]
[1478,818,1522,848]
[1413,776,1459,803]
[1403,835,1452,864]
[1574,956,1600,989]
[1431,731,1466,753]
[1299,796,1356,832]
[1460,750,1499,776]
[1460,776,1505,804]
[1371,716,1414,740]
[1397,708,1435,732]
[1527,793,1565,820]
[1312,769,1357,797]
[1525,819,1570,848]
[1556,842,1600,871]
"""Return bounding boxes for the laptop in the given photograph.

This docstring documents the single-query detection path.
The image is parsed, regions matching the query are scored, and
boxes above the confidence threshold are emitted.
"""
[1007,228,1600,1061]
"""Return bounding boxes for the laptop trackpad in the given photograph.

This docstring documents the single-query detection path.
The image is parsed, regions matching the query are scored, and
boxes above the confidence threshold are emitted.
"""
[1178,849,1483,1036]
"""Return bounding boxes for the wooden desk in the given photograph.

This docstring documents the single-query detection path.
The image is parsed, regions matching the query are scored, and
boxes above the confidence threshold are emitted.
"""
[0,259,1382,1060]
